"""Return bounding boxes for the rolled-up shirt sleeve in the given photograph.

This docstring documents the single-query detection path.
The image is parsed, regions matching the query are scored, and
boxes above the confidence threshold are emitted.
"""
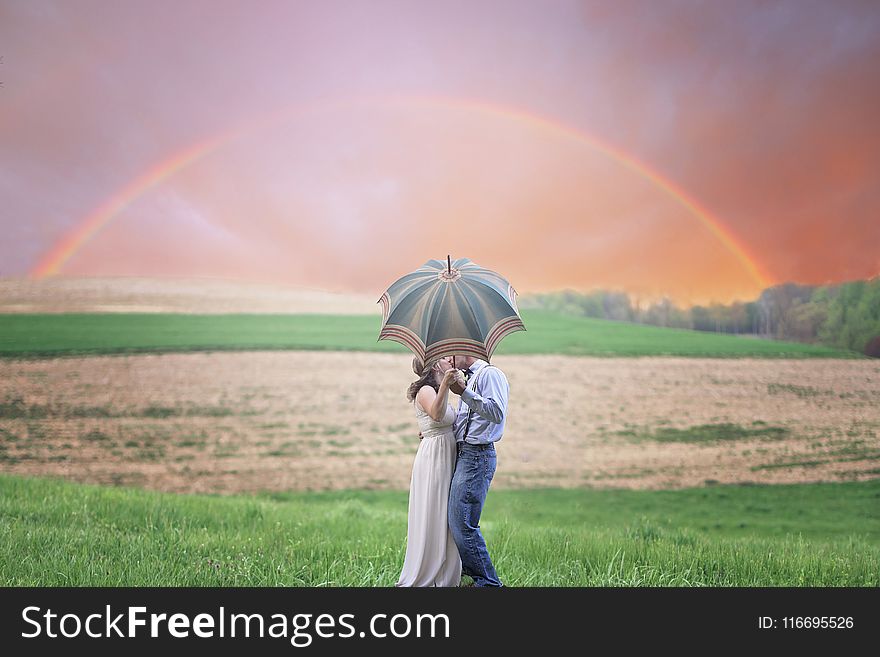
[460,368,508,424]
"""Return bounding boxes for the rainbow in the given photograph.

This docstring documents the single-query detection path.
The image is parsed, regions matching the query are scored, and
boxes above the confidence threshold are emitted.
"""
[30,99,346,278]
[30,136,224,278]
[415,96,770,289]
[31,95,771,288]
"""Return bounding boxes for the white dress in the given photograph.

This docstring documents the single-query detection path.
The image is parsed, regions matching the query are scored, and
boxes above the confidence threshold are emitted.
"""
[395,400,463,587]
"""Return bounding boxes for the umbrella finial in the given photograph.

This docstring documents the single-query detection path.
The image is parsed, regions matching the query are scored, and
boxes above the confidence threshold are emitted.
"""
[447,255,451,275]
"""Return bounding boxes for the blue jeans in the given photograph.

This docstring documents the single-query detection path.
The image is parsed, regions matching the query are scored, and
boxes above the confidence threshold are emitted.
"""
[448,442,502,587]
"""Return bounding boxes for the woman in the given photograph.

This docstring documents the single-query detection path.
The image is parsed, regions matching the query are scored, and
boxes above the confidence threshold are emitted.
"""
[395,356,464,587]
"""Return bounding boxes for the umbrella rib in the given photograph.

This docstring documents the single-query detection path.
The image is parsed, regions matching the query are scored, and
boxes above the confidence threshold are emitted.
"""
[423,280,451,354]
[462,278,518,327]
[463,277,515,309]
[457,278,485,343]
[385,276,439,324]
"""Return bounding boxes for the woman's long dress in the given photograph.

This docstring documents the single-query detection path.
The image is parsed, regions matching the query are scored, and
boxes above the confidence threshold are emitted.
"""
[395,401,462,587]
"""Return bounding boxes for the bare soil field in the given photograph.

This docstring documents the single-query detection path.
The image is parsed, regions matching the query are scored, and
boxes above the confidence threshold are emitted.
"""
[1,352,878,493]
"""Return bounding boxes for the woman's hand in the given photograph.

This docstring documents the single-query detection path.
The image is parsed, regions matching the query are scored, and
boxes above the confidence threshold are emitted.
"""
[441,369,459,388]
[448,369,466,395]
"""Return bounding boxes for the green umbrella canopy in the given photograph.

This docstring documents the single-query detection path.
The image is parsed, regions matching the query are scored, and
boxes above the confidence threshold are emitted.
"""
[377,256,526,365]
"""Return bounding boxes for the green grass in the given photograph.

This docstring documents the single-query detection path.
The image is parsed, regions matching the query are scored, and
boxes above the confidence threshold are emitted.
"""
[0,311,859,358]
[618,422,790,444]
[1,474,877,586]
[500,312,858,358]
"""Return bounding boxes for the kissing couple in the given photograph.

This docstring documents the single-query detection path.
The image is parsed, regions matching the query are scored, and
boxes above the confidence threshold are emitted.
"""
[395,354,509,588]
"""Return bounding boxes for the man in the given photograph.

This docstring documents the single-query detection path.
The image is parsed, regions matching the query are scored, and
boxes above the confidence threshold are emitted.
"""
[446,355,509,587]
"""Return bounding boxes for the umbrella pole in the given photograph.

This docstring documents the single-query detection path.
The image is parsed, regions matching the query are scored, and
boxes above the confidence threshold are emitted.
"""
[448,256,454,370]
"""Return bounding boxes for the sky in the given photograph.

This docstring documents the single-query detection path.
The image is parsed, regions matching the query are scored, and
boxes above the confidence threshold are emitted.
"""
[2,0,879,305]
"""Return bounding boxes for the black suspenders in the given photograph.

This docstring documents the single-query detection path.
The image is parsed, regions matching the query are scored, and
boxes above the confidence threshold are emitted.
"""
[462,366,489,442]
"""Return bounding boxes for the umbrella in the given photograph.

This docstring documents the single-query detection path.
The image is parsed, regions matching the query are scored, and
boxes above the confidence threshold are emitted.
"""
[377,256,526,366]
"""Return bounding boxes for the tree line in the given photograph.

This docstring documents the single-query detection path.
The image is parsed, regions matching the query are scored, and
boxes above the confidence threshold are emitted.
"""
[520,277,880,356]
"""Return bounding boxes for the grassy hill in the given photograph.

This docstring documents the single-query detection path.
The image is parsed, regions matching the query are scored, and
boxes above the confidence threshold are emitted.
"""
[0,311,859,358]
[1,474,877,586]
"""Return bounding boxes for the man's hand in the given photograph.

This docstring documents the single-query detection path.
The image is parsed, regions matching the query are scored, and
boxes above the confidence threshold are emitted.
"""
[449,370,466,395]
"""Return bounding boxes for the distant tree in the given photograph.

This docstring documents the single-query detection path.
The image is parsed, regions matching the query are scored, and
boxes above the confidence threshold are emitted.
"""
[788,300,828,342]
[579,291,606,318]
[756,283,815,339]
[818,278,880,354]
[744,301,760,334]
[667,304,692,329]
[726,301,750,334]
[690,305,712,332]
[520,277,877,353]
[601,291,633,322]
[643,297,676,327]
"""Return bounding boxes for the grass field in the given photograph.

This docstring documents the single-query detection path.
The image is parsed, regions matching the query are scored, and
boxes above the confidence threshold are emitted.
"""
[0,310,873,587]
[1,474,877,586]
[0,311,859,358]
